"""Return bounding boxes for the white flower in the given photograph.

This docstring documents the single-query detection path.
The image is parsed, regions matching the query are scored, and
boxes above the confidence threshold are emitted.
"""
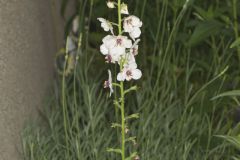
[123,16,142,39]
[104,70,114,96]
[123,16,142,32]
[72,16,79,34]
[117,62,142,81]
[130,39,140,56]
[100,35,132,63]
[121,3,129,15]
[129,28,141,40]
[107,1,115,8]
[67,36,76,52]
[97,18,113,34]
[123,53,137,68]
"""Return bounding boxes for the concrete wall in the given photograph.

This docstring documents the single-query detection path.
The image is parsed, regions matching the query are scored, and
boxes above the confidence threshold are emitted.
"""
[0,0,64,159]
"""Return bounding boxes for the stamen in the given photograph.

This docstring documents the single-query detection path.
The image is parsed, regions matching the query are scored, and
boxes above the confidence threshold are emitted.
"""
[126,70,132,77]
[127,18,132,25]
[105,54,112,63]
[104,81,110,88]
[116,38,122,45]
[132,47,138,56]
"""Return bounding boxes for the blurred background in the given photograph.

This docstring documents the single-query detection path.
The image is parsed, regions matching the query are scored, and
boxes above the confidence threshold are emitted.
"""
[1,0,240,160]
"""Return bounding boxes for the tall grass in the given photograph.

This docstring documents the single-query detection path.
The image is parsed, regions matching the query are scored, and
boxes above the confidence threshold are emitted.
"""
[22,0,240,159]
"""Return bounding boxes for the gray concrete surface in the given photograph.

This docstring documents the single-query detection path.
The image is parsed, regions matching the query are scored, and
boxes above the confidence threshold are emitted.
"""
[0,0,64,159]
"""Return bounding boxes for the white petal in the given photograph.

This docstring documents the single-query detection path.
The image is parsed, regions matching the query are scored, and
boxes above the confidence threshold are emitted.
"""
[132,39,140,48]
[108,69,114,96]
[121,3,129,15]
[110,46,125,56]
[130,45,139,56]
[109,85,114,96]
[131,16,142,27]
[100,44,108,55]
[126,53,136,63]
[98,18,113,33]
[67,37,76,51]
[103,35,116,48]
[123,21,133,32]
[126,75,132,81]
[126,61,137,69]
[107,1,115,8]
[108,69,112,83]
[102,35,112,42]
[97,17,105,23]
[132,69,142,80]
[72,16,79,33]
[109,53,120,62]
[101,23,110,31]
[117,72,126,81]
[123,38,132,48]
[121,9,129,15]
[130,27,141,39]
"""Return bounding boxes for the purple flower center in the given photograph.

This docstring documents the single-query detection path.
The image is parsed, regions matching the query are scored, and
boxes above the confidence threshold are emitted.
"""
[116,38,122,45]
[132,47,138,55]
[126,70,132,77]
[105,54,112,63]
[104,80,110,88]
[126,19,132,25]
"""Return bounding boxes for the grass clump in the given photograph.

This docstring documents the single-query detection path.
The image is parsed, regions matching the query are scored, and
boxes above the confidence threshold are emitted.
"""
[22,0,240,159]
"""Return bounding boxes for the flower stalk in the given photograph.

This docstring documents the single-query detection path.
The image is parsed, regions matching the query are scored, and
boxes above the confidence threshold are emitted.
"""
[98,0,143,159]
[117,1,127,160]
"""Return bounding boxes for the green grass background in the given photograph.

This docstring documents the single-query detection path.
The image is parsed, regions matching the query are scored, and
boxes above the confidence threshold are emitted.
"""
[22,0,240,159]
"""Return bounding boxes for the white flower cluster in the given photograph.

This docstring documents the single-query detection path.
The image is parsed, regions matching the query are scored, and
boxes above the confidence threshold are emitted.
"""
[98,1,143,95]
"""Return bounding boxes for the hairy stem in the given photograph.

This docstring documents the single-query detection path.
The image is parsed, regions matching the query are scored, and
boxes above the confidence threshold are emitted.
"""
[120,79,125,160]
[117,0,126,160]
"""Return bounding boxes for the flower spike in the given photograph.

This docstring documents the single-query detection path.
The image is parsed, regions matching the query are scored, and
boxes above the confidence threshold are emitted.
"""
[97,0,143,159]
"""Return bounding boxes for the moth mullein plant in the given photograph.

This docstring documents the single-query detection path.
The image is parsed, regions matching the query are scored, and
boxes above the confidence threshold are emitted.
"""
[98,0,142,160]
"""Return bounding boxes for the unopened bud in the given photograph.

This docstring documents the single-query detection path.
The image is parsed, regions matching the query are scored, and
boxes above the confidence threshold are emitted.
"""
[121,3,129,15]
[125,127,129,134]
[107,1,115,8]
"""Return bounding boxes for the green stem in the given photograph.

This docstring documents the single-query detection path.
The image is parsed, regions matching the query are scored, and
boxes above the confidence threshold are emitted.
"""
[118,0,122,35]
[62,54,69,158]
[120,79,125,160]
[117,0,125,160]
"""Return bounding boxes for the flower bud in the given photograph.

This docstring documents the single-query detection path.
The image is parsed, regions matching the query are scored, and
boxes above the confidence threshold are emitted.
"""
[72,16,79,34]
[121,3,129,15]
[107,1,115,8]
[125,127,129,134]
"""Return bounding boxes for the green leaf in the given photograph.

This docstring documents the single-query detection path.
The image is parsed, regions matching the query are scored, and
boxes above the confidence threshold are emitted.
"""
[125,152,138,160]
[211,90,240,100]
[230,38,240,48]
[216,135,240,150]
[111,123,121,128]
[107,148,122,154]
[188,20,223,46]
[124,86,138,95]
[113,100,121,109]
[125,113,140,121]
[125,136,136,143]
